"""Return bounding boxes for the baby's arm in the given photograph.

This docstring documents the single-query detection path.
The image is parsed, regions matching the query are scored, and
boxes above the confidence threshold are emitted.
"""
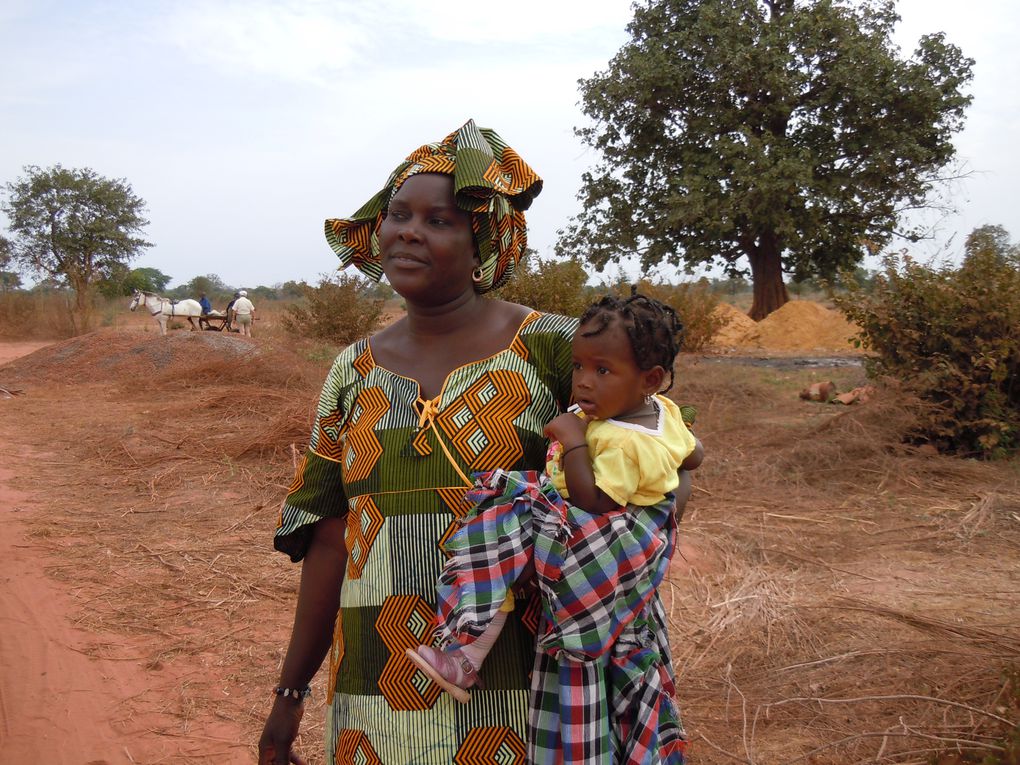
[543,414,620,515]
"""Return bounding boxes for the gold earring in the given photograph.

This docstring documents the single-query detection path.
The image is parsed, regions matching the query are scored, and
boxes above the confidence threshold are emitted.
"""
[471,267,484,284]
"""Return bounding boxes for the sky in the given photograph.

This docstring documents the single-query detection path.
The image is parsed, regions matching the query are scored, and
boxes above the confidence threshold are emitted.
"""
[2,0,1018,291]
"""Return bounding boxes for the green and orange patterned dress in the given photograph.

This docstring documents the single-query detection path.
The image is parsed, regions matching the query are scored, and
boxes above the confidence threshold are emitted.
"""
[275,311,576,764]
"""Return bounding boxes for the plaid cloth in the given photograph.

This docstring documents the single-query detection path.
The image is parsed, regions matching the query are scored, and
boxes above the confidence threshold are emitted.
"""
[436,469,686,763]
[529,596,687,764]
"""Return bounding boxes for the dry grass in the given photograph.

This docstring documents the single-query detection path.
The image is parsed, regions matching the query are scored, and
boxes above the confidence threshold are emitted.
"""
[668,357,1020,764]
[2,330,1018,763]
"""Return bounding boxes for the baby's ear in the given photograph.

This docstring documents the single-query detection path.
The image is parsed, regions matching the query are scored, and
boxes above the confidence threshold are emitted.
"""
[642,365,666,394]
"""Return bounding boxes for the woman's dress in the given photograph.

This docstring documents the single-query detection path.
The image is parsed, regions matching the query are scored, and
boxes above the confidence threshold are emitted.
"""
[274,311,687,764]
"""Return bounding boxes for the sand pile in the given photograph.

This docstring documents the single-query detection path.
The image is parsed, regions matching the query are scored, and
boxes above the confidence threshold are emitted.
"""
[710,299,860,352]
[711,303,760,346]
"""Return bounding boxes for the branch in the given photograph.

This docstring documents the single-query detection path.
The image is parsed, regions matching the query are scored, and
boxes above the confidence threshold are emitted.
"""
[784,730,1003,764]
[767,694,1016,728]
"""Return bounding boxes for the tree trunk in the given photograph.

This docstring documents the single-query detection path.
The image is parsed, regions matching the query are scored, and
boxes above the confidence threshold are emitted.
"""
[746,231,789,321]
[68,275,93,334]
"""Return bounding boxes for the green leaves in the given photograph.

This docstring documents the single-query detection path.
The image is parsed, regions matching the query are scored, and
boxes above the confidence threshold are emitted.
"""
[834,230,1020,458]
[2,164,152,331]
[563,0,974,319]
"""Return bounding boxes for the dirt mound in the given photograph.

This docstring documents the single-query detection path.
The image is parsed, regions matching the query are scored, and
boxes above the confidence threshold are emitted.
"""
[710,302,760,346]
[710,299,860,352]
[0,329,258,386]
[756,299,859,351]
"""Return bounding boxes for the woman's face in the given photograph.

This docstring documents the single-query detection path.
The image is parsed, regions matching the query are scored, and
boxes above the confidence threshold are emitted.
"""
[378,173,478,305]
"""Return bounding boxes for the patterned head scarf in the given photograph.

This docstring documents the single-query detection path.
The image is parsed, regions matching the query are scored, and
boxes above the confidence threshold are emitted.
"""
[325,119,542,294]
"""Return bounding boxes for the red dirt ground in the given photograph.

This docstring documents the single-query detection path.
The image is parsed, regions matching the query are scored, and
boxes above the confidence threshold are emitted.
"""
[0,336,256,763]
[1,315,1017,765]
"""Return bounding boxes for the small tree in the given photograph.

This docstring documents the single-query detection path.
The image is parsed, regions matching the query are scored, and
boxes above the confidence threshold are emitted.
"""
[2,165,152,331]
[964,224,1018,268]
[282,272,385,348]
[127,267,172,293]
[98,265,172,297]
[183,274,231,299]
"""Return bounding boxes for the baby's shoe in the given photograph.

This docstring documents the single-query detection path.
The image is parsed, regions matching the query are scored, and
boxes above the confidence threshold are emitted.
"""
[405,645,479,704]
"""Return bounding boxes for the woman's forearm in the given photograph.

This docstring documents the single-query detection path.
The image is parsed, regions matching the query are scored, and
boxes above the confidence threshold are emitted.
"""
[276,515,347,688]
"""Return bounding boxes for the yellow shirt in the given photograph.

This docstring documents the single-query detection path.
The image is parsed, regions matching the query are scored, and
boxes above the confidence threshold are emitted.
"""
[547,394,696,507]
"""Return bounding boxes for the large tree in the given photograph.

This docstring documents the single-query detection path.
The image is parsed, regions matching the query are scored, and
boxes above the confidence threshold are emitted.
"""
[559,0,973,319]
[2,165,152,330]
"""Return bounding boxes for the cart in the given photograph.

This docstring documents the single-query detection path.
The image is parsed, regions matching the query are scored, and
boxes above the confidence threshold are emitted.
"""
[199,312,231,332]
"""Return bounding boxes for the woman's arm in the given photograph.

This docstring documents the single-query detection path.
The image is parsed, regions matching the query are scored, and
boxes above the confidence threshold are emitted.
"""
[681,438,704,471]
[673,438,704,522]
[259,515,347,765]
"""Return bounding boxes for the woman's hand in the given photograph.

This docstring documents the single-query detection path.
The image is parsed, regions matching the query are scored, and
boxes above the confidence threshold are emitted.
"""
[257,516,347,765]
[543,412,587,448]
[258,698,307,765]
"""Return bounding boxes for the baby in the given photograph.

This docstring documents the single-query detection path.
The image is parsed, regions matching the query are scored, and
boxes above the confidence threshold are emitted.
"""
[407,292,703,704]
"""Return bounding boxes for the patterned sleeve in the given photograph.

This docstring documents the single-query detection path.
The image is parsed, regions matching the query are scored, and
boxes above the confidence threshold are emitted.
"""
[525,313,577,412]
[273,344,361,562]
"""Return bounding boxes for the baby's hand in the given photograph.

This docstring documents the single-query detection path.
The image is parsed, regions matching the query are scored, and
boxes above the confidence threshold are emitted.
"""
[543,412,587,446]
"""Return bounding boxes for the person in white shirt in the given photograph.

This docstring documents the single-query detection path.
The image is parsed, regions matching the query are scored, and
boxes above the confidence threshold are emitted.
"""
[231,290,256,336]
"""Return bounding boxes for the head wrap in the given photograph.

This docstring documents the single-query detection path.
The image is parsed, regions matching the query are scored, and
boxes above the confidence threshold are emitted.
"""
[325,119,542,293]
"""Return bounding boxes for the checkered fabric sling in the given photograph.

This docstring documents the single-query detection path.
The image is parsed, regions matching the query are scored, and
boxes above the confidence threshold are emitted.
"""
[436,469,688,763]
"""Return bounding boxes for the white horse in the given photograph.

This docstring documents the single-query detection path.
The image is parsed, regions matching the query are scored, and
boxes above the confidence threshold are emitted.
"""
[129,290,204,336]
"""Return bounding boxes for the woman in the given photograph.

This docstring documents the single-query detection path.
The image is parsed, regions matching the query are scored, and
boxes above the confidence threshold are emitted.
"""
[258,120,691,764]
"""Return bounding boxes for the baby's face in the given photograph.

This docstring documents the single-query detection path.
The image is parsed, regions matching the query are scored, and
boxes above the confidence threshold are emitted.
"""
[570,320,649,420]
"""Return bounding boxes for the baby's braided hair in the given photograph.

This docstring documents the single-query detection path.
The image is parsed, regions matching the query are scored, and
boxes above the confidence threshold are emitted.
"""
[577,290,684,393]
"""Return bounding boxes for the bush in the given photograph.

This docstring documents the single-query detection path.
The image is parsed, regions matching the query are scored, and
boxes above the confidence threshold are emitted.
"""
[281,272,385,348]
[834,238,1020,458]
[490,255,590,317]
[0,289,78,339]
[603,277,724,353]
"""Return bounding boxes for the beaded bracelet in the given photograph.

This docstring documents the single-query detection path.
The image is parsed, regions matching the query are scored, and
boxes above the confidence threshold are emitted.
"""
[274,686,312,701]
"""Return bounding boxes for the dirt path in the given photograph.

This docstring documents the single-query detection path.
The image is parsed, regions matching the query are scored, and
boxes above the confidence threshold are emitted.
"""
[0,340,255,763]
[0,462,175,764]
[0,341,54,366]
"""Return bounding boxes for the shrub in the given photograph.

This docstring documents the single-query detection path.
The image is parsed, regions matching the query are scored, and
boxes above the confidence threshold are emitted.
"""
[281,272,385,348]
[834,236,1020,458]
[603,277,724,353]
[0,289,77,339]
[490,255,590,317]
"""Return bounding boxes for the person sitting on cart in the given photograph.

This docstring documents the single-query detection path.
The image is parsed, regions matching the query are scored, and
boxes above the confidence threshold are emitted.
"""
[199,292,213,316]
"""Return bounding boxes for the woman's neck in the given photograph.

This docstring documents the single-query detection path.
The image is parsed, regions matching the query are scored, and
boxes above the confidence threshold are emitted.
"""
[403,292,487,340]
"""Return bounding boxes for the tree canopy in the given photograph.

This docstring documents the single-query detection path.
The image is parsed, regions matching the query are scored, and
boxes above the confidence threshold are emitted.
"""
[559,0,973,319]
[2,164,152,329]
[0,235,21,291]
[98,265,173,297]
[964,224,1019,268]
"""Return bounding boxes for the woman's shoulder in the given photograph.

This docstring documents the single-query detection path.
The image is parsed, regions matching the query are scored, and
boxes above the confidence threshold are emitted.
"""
[512,305,578,342]
[324,337,372,384]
